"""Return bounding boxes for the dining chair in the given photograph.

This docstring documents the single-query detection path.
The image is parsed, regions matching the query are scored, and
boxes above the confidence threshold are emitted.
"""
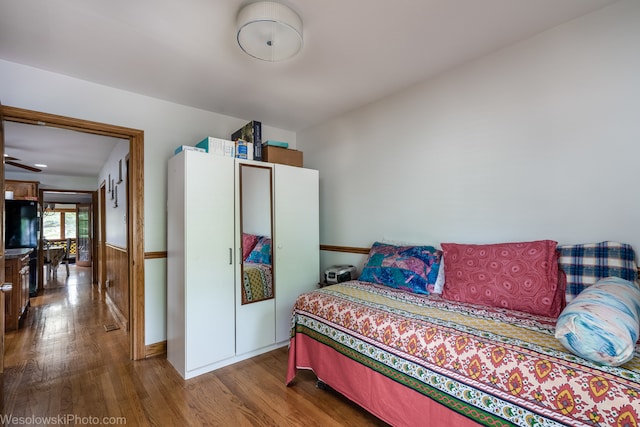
[43,239,53,280]
[61,238,72,276]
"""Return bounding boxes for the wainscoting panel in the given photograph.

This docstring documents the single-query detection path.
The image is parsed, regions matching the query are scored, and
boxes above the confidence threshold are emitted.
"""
[106,244,129,327]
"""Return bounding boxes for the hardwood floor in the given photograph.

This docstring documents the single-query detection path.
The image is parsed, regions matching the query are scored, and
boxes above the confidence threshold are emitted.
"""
[2,265,389,426]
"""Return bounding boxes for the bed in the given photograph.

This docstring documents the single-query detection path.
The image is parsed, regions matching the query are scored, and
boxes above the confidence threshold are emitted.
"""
[286,240,640,426]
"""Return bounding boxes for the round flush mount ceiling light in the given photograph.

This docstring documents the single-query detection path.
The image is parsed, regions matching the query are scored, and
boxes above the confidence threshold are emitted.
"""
[237,1,303,62]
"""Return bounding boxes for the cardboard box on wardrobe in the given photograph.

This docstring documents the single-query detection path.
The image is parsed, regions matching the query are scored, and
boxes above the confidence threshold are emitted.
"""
[262,146,303,167]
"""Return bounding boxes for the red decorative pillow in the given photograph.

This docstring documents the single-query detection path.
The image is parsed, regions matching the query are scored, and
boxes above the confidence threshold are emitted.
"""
[242,233,260,260]
[441,240,566,318]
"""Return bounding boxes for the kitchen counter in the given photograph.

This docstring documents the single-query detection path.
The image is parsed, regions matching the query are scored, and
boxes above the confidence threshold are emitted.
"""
[5,248,34,259]
[3,248,33,330]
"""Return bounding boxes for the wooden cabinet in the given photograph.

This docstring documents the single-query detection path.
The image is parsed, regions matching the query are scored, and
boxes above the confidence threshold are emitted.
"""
[167,151,319,379]
[4,249,32,331]
[5,180,39,200]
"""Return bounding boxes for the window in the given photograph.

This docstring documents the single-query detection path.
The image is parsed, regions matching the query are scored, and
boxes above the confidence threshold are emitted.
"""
[43,209,77,240]
[64,212,77,238]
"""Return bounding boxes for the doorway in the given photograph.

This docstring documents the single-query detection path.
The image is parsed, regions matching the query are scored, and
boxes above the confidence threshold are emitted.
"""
[1,105,146,360]
[40,189,97,290]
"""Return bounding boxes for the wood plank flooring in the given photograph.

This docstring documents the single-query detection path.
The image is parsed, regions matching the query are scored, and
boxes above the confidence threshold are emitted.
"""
[2,265,388,426]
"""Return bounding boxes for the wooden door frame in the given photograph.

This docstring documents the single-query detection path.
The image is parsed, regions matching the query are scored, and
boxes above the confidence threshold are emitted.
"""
[99,182,107,289]
[1,105,146,360]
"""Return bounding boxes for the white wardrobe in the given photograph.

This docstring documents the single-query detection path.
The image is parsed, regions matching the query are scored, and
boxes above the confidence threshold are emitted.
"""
[167,150,319,379]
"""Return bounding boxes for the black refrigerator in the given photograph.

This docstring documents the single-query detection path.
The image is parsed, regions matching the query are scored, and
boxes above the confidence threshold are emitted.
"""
[5,199,39,296]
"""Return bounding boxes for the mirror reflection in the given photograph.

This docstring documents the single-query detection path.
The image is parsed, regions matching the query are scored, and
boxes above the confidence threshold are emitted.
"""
[239,164,274,304]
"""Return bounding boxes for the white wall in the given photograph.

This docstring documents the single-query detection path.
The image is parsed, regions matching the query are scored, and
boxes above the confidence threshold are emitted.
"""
[297,0,640,273]
[0,59,296,345]
[99,140,130,247]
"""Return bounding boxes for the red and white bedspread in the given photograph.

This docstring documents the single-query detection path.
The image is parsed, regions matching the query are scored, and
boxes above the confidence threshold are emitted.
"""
[286,281,640,427]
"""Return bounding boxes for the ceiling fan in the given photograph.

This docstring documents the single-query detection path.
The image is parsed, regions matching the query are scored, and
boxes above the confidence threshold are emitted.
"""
[4,155,42,172]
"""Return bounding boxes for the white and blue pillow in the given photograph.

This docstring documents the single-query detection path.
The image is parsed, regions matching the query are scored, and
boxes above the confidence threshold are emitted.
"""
[555,277,640,366]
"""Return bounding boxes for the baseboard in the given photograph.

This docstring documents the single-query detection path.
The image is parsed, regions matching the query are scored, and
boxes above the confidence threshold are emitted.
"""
[104,291,129,331]
[145,340,167,358]
[175,341,288,379]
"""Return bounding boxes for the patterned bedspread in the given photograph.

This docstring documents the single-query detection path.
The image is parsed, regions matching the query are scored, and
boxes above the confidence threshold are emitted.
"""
[242,262,273,303]
[288,281,640,426]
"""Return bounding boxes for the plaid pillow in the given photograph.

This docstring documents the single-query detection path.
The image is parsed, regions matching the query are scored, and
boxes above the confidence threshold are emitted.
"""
[558,241,638,302]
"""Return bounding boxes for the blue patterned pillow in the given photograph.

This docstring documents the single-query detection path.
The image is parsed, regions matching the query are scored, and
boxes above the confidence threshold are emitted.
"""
[358,242,441,295]
[555,277,640,366]
[246,237,272,265]
[558,241,638,302]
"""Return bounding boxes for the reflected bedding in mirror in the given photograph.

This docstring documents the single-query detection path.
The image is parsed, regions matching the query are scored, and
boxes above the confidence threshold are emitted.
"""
[246,236,271,264]
[242,262,274,303]
[242,235,273,304]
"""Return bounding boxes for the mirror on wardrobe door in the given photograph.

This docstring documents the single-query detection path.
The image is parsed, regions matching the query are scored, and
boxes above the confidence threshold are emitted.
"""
[239,163,274,305]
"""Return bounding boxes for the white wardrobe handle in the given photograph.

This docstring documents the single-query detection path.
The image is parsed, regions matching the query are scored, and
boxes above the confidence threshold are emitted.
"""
[229,248,232,265]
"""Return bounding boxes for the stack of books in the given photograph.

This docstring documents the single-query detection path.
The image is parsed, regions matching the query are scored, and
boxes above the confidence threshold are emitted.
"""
[176,121,303,167]
[232,121,262,161]
[195,137,237,158]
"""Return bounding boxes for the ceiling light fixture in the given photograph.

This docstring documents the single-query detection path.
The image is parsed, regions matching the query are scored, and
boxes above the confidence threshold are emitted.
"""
[236,1,303,62]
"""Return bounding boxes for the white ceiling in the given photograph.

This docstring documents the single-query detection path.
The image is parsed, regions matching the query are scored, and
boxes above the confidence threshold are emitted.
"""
[3,121,122,177]
[42,190,93,204]
[0,0,619,177]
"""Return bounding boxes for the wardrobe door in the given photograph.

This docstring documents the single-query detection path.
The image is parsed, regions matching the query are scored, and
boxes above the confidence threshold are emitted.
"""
[235,161,276,355]
[167,151,236,379]
[273,164,319,343]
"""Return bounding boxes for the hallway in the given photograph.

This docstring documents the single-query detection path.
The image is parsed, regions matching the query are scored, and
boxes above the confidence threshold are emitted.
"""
[2,264,131,421]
